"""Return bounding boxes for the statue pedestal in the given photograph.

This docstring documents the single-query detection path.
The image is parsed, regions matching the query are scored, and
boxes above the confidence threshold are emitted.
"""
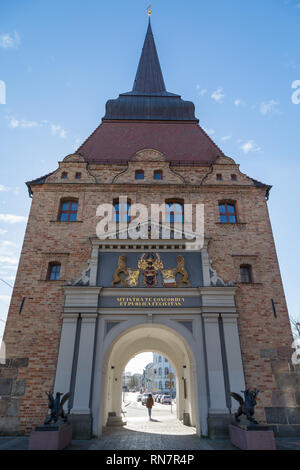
[229,424,276,450]
[28,423,72,450]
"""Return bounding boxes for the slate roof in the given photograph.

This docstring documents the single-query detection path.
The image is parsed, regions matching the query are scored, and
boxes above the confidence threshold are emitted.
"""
[103,20,197,122]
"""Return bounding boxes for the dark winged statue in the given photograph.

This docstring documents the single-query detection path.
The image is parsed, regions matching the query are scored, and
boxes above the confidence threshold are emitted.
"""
[44,391,72,425]
[230,389,259,424]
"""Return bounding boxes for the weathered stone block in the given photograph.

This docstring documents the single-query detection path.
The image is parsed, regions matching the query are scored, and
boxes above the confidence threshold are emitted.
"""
[12,358,29,368]
[0,378,12,395]
[295,391,300,405]
[0,397,10,415]
[12,380,26,396]
[7,399,19,417]
[286,407,300,424]
[271,360,290,374]
[265,407,288,424]
[260,349,277,359]
[0,367,18,379]
[207,413,233,438]
[275,373,298,390]
[277,347,292,360]
[0,417,19,435]
[69,414,92,439]
[272,391,296,407]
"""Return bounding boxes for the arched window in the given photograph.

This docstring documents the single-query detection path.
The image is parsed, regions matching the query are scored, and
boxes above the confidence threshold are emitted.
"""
[47,262,61,280]
[165,367,169,376]
[158,367,162,376]
[165,381,169,389]
[58,199,78,221]
[113,199,131,223]
[158,356,162,362]
[240,265,253,283]
[219,202,237,224]
[159,381,162,389]
[165,199,184,223]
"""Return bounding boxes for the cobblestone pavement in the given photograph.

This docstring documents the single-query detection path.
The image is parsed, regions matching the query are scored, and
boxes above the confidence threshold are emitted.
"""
[0,397,300,450]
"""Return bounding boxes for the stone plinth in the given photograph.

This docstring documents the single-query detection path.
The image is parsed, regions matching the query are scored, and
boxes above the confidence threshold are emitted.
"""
[229,424,276,450]
[28,423,72,450]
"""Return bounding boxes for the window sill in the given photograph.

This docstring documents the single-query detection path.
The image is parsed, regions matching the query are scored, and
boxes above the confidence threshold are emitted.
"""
[236,282,263,286]
[215,222,246,226]
[39,279,66,282]
[50,220,83,223]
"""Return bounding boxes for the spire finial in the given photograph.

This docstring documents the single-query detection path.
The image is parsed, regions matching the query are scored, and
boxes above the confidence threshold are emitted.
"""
[147,5,152,17]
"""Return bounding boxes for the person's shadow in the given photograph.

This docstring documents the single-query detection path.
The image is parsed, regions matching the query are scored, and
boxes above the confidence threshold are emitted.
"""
[149,418,160,422]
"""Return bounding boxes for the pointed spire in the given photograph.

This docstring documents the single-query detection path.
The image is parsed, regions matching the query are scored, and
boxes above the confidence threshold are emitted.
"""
[132,20,166,94]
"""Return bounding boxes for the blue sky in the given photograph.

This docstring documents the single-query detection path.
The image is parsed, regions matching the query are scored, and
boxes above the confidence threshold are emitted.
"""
[0,0,300,349]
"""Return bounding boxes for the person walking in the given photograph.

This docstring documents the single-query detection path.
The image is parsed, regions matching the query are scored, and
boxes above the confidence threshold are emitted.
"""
[146,394,154,420]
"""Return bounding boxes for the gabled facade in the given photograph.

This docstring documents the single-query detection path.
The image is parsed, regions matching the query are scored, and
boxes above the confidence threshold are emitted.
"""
[1,20,298,439]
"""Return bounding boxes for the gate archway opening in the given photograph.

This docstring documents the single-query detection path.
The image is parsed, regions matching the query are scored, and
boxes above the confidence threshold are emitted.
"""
[98,322,200,436]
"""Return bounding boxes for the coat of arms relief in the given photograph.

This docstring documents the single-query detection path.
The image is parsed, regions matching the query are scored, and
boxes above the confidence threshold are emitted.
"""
[111,253,191,288]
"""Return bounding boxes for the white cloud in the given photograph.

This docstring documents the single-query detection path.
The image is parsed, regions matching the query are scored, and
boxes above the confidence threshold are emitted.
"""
[0,214,27,224]
[0,31,20,49]
[234,99,246,107]
[51,124,67,139]
[0,229,8,235]
[260,99,279,115]
[211,88,225,103]
[8,118,39,129]
[0,256,19,266]
[240,140,261,154]
[203,128,215,136]
[196,85,207,96]
[0,185,10,192]
[7,116,68,139]
[221,135,232,141]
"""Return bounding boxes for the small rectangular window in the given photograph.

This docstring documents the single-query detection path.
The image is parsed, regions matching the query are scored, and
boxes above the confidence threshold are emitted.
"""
[240,265,252,283]
[154,170,163,180]
[135,170,144,180]
[216,174,222,181]
[231,174,237,181]
[61,172,68,179]
[48,263,61,280]
[219,203,237,223]
[75,172,81,180]
[59,200,78,221]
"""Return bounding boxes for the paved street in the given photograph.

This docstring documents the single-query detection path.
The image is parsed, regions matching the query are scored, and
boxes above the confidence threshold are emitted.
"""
[0,393,300,450]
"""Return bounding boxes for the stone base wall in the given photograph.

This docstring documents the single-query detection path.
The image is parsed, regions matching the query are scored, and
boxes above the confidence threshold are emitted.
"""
[0,358,28,435]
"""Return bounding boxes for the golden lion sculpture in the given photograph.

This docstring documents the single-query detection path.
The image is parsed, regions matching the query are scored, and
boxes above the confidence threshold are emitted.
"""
[174,255,191,287]
[111,255,129,287]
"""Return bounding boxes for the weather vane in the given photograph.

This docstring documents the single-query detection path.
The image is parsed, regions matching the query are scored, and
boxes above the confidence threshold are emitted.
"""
[147,5,152,16]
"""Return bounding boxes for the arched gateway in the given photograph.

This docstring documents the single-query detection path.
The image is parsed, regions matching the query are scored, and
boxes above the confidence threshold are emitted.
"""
[53,238,245,438]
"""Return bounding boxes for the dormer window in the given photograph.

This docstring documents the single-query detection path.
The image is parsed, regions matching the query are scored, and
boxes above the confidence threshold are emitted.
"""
[135,170,144,180]
[154,170,163,180]
[61,172,68,179]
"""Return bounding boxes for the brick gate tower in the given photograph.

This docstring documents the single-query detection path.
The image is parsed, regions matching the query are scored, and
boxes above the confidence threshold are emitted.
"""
[1,19,299,438]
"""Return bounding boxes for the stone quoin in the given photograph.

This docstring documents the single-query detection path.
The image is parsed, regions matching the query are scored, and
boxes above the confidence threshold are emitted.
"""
[1,18,299,440]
